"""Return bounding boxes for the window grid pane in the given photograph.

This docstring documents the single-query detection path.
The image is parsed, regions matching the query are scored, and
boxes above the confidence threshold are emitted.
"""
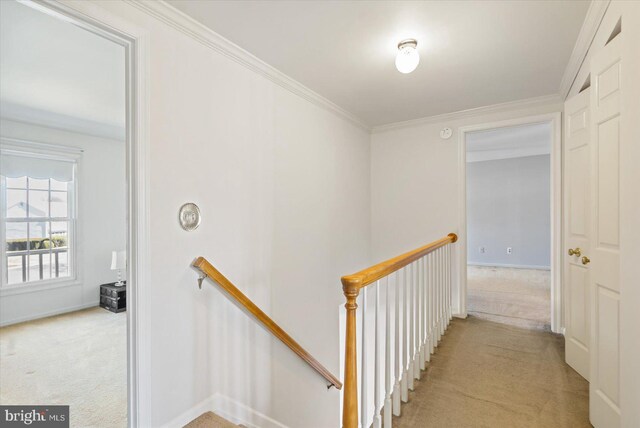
[50,191,68,218]
[6,176,27,189]
[6,189,27,218]
[28,177,49,190]
[3,174,73,286]
[29,190,49,218]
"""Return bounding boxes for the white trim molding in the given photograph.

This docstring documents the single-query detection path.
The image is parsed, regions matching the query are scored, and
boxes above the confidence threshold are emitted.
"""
[372,94,562,134]
[467,262,551,271]
[0,101,126,141]
[0,300,96,327]
[162,394,289,428]
[558,0,611,99]
[34,1,153,427]
[124,0,370,132]
[109,0,601,134]
[466,146,550,163]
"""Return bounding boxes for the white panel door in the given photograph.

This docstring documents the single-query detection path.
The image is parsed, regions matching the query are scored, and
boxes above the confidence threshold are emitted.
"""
[563,88,591,381]
[589,34,622,428]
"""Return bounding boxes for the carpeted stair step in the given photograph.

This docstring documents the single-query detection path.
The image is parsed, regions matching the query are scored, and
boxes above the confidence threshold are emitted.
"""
[183,411,240,428]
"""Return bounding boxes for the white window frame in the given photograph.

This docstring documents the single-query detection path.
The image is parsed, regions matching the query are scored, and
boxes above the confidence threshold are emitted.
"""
[0,138,81,293]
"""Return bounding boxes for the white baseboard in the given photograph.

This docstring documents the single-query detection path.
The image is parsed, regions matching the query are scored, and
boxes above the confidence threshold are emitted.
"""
[467,262,551,270]
[213,395,288,428]
[0,301,99,327]
[162,395,216,428]
[162,393,288,428]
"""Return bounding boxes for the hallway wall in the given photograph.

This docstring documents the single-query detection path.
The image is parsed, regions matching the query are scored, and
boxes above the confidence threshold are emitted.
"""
[46,1,640,426]
[370,100,562,316]
[68,2,371,427]
[466,154,550,269]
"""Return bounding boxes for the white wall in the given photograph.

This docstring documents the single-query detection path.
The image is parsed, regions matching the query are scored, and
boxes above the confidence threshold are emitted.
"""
[35,1,640,427]
[54,2,373,427]
[0,119,126,326]
[371,100,562,316]
[467,154,550,268]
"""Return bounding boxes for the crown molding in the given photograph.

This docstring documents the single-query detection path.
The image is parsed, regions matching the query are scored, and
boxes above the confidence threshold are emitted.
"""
[558,0,610,100]
[124,0,371,132]
[1,102,125,141]
[467,146,550,163]
[372,94,562,134]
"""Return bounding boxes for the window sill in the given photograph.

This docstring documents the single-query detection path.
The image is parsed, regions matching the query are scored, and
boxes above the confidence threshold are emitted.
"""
[0,277,82,296]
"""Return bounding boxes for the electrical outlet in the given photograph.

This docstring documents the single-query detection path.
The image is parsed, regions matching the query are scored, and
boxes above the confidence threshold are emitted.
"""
[479,247,486,253]
[506,247,513,255]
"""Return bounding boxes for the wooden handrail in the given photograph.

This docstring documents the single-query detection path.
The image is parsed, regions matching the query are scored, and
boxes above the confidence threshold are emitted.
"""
[342,233,458,290]
[192,256,342,390]
[340,232,458,428]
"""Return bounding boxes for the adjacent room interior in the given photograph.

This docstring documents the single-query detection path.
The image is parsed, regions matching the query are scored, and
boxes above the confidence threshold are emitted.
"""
[465,122,552,330]
[0,1,128,426]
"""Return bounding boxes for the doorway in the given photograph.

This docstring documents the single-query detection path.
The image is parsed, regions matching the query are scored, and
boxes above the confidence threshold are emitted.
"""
[465,123,552,330]
[457,113,562,333]
[0,1,144,426]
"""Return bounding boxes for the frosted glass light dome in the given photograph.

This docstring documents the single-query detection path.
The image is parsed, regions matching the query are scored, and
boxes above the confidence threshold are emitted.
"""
[395,39,419,74]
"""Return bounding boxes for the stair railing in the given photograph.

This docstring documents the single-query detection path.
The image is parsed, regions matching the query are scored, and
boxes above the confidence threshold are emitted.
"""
[341,233,458,428]
[192,256,342,390]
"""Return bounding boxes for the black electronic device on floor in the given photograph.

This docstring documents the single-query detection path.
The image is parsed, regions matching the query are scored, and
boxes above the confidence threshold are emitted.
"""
[100,282,126,313]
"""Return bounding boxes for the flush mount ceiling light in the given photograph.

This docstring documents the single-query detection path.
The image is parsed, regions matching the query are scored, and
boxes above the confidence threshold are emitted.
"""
[395,39,419,74]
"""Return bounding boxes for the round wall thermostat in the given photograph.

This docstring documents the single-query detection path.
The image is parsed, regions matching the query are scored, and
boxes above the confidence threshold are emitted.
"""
[440,127,453,139]
[179,202,201,231]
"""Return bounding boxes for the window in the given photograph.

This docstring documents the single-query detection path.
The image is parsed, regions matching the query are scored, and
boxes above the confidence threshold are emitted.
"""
[1,143,78,287]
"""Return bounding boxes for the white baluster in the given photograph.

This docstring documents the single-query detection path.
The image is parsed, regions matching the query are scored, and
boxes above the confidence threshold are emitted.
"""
[373,282,381,428]
[444,248,448,333]
[413,261,420,381]
[448,244,452,323]
[428,252,434,355]
[444,245,451,329]
[417,258,424,371]
[424,254,431,363]
[383,277,392,428]
[422,256,428,366]
[424,255,428,357]
[401,267,409,402]
[361,287,368,428]
[408,263,415,390]
[393,271,401,416]
[436,249,442,344]
[440,248,445,337]
[445,245,449,327]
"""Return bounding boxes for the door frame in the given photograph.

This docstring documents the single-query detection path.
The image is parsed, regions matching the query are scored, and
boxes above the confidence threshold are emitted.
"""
[27,1,151,426]
[456,112,563,333]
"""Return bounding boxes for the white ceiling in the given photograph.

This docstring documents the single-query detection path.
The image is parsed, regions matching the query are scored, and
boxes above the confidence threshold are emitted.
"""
[0,1,125,139]
[167,0,590,127]
[466,122,551,163]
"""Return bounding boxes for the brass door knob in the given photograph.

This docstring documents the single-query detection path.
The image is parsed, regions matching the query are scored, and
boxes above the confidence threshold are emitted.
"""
[568,247,582,257]
[581,256,591,265]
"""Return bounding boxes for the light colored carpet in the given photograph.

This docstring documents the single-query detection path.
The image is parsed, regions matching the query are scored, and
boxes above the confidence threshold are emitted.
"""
[0,307,127,428]
[467,266,551,331]
[184,412,239,428]
[394,316,590,428]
